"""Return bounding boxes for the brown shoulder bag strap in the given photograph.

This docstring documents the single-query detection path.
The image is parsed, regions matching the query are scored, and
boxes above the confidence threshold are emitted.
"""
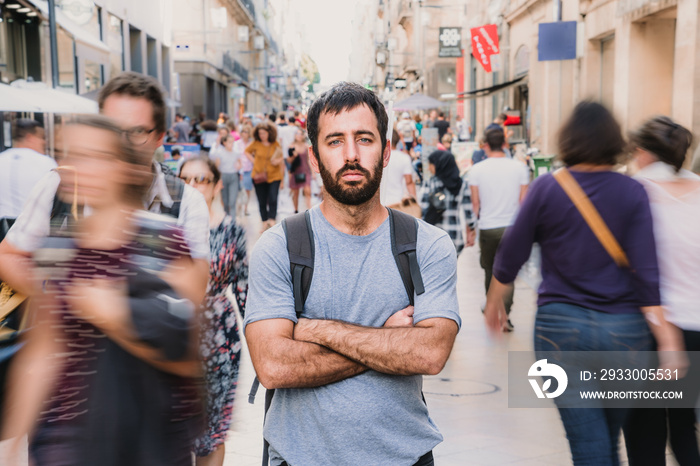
[553,168,630,268]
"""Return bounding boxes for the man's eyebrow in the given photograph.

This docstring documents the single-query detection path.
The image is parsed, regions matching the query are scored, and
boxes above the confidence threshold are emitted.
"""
[324,130,377,141]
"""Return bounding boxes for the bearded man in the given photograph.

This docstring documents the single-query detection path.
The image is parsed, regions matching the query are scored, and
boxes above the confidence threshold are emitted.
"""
[244,82,461,466]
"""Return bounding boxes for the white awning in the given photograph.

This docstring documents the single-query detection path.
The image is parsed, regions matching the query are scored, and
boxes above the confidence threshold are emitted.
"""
[29,0,110,64]
[5,80,98,114]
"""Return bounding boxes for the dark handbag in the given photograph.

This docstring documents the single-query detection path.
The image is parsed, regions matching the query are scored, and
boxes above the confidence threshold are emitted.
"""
[423,189,447,225]
[294,172,307,184]
[252,172,268,184]
[289,149,302,173]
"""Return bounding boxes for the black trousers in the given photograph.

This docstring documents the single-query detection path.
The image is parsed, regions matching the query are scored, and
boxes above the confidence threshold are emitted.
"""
[254,180,281,222]
[623,329,700,466]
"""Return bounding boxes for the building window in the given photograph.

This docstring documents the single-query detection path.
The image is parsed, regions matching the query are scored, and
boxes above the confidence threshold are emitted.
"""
[107,14,123,79]
[85,5,102,41]
[129,26,142,73]
[600,36,615,110]
[0,7,42,83]
[57,27,76,91]
[84,59,101,93]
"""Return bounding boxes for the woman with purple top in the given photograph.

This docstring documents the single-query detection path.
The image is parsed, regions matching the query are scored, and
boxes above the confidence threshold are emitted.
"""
[484,102,685,466]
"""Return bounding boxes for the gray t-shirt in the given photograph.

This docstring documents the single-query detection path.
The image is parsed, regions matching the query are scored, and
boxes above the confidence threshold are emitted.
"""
[244,206,461,466]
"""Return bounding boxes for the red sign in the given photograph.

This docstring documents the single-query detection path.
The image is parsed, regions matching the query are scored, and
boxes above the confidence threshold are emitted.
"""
[471,24,500,73]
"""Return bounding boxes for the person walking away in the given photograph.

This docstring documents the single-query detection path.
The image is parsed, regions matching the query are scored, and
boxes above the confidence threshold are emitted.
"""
[210,135,240,217]
[397,112,417,152]
[286,128,313,213]
[381,129,418,217]
[235,125,254,216]
[484,102,685,465]
[171,113,191,143]
[433,111,451,141]
[469,127,529,330]
[246,122,284,231]
[179,157,248,466]
[414,114,423,136]
[244,82,460,466]
[623,117,700,466]
[456,115,471,142]
[419,150,475,255]
[0,119,55,240]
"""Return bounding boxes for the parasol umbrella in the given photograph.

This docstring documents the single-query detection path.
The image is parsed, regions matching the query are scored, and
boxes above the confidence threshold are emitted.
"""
[393,93,449,111]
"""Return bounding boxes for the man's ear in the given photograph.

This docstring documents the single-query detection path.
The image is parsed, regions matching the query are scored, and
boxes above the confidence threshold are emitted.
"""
[383,139,391,168]
[308,145,320,174]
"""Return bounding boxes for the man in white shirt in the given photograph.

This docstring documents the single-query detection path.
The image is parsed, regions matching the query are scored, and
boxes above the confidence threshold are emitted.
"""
[396,112,417,152]
[277,113,298,158]
[0,72,210,304]
[380,130,417,211]
[0,120,56,222]
[469,127,529,330]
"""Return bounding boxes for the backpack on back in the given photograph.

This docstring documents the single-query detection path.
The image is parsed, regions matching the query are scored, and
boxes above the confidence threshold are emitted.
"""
[250,208,425,465]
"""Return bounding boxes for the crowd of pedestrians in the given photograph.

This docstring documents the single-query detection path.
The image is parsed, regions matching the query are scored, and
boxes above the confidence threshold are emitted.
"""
[0,72,699,466]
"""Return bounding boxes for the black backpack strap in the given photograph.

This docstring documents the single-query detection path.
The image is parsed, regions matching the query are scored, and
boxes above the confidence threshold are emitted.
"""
[252,211,316,466]
[388,208,425,306]
[159,163,185,219]
[282,210,315,317]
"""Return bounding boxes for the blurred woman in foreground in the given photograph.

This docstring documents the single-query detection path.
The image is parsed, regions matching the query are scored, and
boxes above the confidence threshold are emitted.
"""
[484,102,684,466]
[3,115,204,465]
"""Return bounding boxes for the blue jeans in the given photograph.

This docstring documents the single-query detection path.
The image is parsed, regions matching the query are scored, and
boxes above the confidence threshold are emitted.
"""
[534,303,654,466]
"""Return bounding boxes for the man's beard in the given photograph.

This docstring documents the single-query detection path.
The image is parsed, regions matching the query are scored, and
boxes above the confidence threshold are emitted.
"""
[318,155,383,206]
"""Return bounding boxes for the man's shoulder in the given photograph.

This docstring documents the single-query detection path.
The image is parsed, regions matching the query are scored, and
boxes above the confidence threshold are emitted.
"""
[416,218,451,250]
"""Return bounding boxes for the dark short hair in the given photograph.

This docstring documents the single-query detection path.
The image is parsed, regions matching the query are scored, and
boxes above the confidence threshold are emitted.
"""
[220,134,230,145]
[269,113,277,123]
[175,113,183,119]
[253,122,278,143]
[180,156,221,184]
[438,111,445,118]
[392,129,400,148]
[13,118,42,141]
[630,116,693,172]
[558,101,625,167]
[307,81,388,160]
[279,114,287,122]
[497,113,508,122]
[484,127,505,151]
[98,72,167,134]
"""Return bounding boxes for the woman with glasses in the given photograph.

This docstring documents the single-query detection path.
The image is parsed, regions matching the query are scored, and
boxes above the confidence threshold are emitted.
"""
[179,157,248,466]
[245,122,284,232]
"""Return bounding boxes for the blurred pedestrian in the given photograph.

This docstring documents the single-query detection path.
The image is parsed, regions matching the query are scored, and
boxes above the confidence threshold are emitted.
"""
[624,116,699,466]
[419,150,474,255]
[286,128,312,213]
[469,127,529,329]
[235,125,254,216]
[381,129,419,217]
[433,111,450,140]
[180,157,248,466]
[397,112,417,152]
[210,135,240,217]
[0,119,55,239]
[200,120,219,153]
[414,114,423,136]
[245,122,284,231]
[2,115,204,465]
[0,71,209,305]
[456,114,471,142]
[484,101,684,465]
[171,113,190,143]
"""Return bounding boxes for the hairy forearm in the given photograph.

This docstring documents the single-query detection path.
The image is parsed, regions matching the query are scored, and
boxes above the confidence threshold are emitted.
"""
[295,318,457,376]
[246,319,367,389]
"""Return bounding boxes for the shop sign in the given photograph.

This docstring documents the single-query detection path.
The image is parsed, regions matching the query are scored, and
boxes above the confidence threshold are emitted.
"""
[439,27,463,58]
[470,24,499,72]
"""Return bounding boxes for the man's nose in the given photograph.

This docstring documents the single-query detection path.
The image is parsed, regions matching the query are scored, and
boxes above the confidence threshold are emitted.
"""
[344,141,360,163]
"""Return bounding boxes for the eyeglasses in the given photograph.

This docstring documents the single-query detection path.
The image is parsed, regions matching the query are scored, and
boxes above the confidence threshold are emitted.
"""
[179,174,215,185]
[122,126,157,145]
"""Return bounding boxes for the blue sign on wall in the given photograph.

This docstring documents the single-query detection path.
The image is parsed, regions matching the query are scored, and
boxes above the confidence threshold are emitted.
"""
[538,21,577,61]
